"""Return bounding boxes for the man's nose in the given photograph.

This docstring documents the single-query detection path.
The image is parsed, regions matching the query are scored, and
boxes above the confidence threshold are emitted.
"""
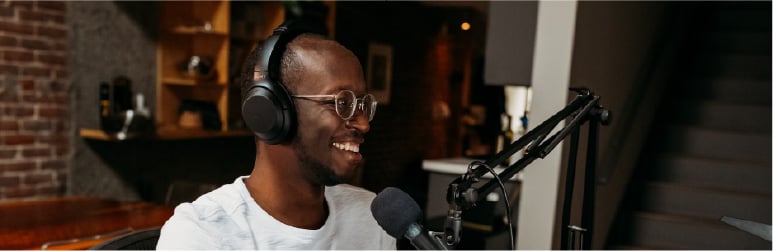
[346,110,370,133]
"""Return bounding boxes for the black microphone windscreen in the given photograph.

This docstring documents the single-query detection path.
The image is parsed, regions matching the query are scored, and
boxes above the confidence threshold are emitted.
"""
[370,187,423,238]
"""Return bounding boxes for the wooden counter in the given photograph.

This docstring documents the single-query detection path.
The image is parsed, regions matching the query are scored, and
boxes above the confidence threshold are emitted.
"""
[0,197,174,250]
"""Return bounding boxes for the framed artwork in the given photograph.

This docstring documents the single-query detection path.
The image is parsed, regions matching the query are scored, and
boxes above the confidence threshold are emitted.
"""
[366,42,393,104]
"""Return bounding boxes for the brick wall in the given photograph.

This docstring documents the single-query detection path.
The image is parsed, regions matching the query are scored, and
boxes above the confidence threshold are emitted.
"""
[0,1,69,201]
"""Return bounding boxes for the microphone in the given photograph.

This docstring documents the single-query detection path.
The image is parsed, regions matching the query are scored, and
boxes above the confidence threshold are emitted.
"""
[371,187,448,250]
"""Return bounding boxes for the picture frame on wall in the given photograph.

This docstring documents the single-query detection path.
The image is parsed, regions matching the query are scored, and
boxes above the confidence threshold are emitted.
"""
[366,42,393,104]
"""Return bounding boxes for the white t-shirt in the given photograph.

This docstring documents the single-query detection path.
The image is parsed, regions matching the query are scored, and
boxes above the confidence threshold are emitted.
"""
[156,176,396,250]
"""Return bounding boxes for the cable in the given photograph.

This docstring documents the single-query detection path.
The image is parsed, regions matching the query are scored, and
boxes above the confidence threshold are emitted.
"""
[464,161,515,249]
[476,162,514,250]
[484,164,514,250]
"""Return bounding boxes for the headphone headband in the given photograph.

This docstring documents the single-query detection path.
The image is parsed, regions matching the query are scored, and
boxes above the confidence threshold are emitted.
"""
[255,21,311,87]
[241,20,314,145]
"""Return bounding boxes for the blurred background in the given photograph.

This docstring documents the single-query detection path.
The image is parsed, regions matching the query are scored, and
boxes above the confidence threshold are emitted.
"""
[0,0,770,250]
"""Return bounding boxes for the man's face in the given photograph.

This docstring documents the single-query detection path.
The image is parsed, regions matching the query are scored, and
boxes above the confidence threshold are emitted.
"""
[290,40,370,186]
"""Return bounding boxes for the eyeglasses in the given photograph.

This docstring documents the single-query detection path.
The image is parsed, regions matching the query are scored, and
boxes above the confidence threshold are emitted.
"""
[292,90,378,122]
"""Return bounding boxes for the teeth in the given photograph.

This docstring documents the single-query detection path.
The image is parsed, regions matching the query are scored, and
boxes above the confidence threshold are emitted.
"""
[333,142,360,153]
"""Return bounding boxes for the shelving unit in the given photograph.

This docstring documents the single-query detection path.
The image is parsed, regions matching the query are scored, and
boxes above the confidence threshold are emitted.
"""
[156,0,236,134]
[79,128,252,141]
[80,1,336,141]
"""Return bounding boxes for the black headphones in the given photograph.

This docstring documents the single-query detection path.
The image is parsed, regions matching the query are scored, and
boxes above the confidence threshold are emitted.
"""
[241,21,311,144]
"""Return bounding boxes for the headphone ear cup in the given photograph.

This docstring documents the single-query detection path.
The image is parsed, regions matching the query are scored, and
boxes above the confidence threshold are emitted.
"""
[241,79,295,144]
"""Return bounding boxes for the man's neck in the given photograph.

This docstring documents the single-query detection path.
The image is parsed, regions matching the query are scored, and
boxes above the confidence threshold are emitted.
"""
[244,146,328,230]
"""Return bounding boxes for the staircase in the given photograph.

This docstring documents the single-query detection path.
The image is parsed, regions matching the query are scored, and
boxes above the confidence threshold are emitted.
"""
[607,3,771,249]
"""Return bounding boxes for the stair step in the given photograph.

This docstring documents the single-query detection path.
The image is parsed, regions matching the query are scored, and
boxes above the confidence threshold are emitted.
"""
[625,212,771,249]
[706,5,771,32]
[661,126,771,163]
[639,182,771,223]
[610,3,773,249]
[702,31,771,54]
[679,78,771,105]
[606,244,680,250]
[671,101,771,133]
[691,53,771,79]
[651,154,771,194]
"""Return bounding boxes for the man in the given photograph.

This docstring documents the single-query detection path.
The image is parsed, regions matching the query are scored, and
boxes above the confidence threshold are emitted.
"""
[157,23,395,249]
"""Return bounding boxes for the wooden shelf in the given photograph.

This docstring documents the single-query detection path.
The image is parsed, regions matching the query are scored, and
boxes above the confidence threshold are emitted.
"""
[170,27,228,37]
[157,0,233,137]
[79,128,115,140]
[80,128,253,141]
[162,77,226,87]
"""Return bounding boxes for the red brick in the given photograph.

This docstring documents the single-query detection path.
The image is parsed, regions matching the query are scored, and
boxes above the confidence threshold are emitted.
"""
[41,160,65,170]
[37,53,65,65]
[54,145,68,156]
[21,38,50,50]
[0,149,16,159]
[37,1,66,13]
[49,81,67,92]
[9,1,34,10]
[4,134,34,145]
[30,93,65,104]
[51,120,68,131]
[0,35,17,46]
[21,120,50,131]
[56,172,66,184]
[6,106,34,117]
[0,7,14,18]
[21,147,50,158]
[38,107,63,118]
[51,14,65,24]
[20,80,34,91]
[21,66,49,77]
[51,42,65,51]
[0,176,20,187]
[19,9,63,23]
[0,21,34,35]
[24,173,52,184]
[3,50,33,62]
[0,64,19,74]
[18,9,45,22]
[36,26,65,39]
[37,134,65,144]
[0,162,35,172]
[37,184,63,196]
[21,93,40,102]
[54,69,67,78]
[0,120,18,131]
[5,186,35,198]
[0,92,19,102]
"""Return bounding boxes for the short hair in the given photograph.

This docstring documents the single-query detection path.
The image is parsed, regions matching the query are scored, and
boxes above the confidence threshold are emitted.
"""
[239,33,330,146]
[239,33,330,100]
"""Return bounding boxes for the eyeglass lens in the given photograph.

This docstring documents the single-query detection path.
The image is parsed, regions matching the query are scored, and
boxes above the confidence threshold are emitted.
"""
[335,90,377,121]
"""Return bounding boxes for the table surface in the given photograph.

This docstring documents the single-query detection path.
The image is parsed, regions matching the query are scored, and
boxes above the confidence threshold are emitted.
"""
[0,197,174,250]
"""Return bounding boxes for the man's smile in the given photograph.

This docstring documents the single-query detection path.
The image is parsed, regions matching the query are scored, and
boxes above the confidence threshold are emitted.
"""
[332,142,360,153]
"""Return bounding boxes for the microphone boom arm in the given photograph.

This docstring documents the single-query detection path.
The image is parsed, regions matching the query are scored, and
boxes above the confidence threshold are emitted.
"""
[445,88,611,249]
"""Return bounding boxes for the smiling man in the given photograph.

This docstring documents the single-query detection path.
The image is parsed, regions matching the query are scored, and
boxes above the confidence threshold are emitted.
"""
[157,22,395,249]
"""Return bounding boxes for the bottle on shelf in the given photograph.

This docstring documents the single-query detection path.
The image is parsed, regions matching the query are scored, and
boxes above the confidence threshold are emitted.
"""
[496,113,515,167]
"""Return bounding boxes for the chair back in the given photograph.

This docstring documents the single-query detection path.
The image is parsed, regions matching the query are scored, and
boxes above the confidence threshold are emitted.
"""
[89,227,161,250]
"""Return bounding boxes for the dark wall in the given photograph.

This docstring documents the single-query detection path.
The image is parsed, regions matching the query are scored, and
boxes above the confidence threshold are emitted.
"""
[68,2,254,203]
[335,2,488,207]
[563,2,672,248]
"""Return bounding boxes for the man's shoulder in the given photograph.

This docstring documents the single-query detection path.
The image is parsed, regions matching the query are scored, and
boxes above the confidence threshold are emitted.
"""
[157,179,254,249]
[172,180,248,222]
